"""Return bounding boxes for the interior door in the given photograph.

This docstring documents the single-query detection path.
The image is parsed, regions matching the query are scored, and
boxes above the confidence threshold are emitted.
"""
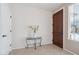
[53,9,63,48]
[0,4,12,55]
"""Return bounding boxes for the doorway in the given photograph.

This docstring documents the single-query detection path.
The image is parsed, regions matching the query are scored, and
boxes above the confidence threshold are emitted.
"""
[53,9,63,48]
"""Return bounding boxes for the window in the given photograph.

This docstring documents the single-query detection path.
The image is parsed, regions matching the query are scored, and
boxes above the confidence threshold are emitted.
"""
[68,4,79,41]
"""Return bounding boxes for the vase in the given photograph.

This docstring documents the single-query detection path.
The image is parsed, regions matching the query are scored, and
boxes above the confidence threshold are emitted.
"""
[32,32,36,38]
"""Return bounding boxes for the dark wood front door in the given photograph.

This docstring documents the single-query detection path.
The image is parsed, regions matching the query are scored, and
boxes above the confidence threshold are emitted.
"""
[53,9,63,48]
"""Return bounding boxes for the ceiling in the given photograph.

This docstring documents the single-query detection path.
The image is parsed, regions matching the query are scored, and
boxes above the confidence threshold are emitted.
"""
[10,3,65,11]
[22,3,64,11]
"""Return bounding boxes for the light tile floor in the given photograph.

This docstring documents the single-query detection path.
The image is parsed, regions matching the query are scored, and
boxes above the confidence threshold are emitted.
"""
[9,44,72,55]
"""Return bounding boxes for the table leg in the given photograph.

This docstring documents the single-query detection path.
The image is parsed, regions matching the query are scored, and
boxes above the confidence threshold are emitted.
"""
[34,39,36,49]
[26,39,28,48]
[40,39,41,46]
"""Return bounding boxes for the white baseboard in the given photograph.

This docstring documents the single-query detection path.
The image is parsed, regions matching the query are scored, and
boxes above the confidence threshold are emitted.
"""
[12,43,52,50]
[12,46,25,50]
[64,48,77,55]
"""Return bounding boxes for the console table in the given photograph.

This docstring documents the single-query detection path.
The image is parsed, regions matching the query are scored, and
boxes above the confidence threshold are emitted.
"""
[26,37,42,49]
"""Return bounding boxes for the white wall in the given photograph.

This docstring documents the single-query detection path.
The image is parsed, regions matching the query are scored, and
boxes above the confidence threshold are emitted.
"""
[10,4,53,49]
[0,3,2,54]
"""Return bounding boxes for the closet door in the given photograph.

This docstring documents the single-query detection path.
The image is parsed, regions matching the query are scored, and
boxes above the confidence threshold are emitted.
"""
[53,9,63,48]
[0,4,12,54]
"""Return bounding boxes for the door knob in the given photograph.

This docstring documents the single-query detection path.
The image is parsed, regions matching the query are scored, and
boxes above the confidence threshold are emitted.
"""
[2,35,7,37]
[10,30,12,32]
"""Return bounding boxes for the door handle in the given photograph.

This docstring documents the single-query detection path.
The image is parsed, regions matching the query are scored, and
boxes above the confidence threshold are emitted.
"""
[2,35,7,37]
[10,30,12,32]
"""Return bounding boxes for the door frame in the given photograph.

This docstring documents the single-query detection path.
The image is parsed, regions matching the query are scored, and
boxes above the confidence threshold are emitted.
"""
[0,3,12,55]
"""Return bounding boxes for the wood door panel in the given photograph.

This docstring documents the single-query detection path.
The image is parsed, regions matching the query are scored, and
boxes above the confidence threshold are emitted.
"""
[53,9,63,48]
[53,32,63,42]
[53,41,63,48]
[53,14,60,32]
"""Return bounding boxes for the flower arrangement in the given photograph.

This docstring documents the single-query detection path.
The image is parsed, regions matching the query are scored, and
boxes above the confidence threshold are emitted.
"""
[28,25,39,37]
